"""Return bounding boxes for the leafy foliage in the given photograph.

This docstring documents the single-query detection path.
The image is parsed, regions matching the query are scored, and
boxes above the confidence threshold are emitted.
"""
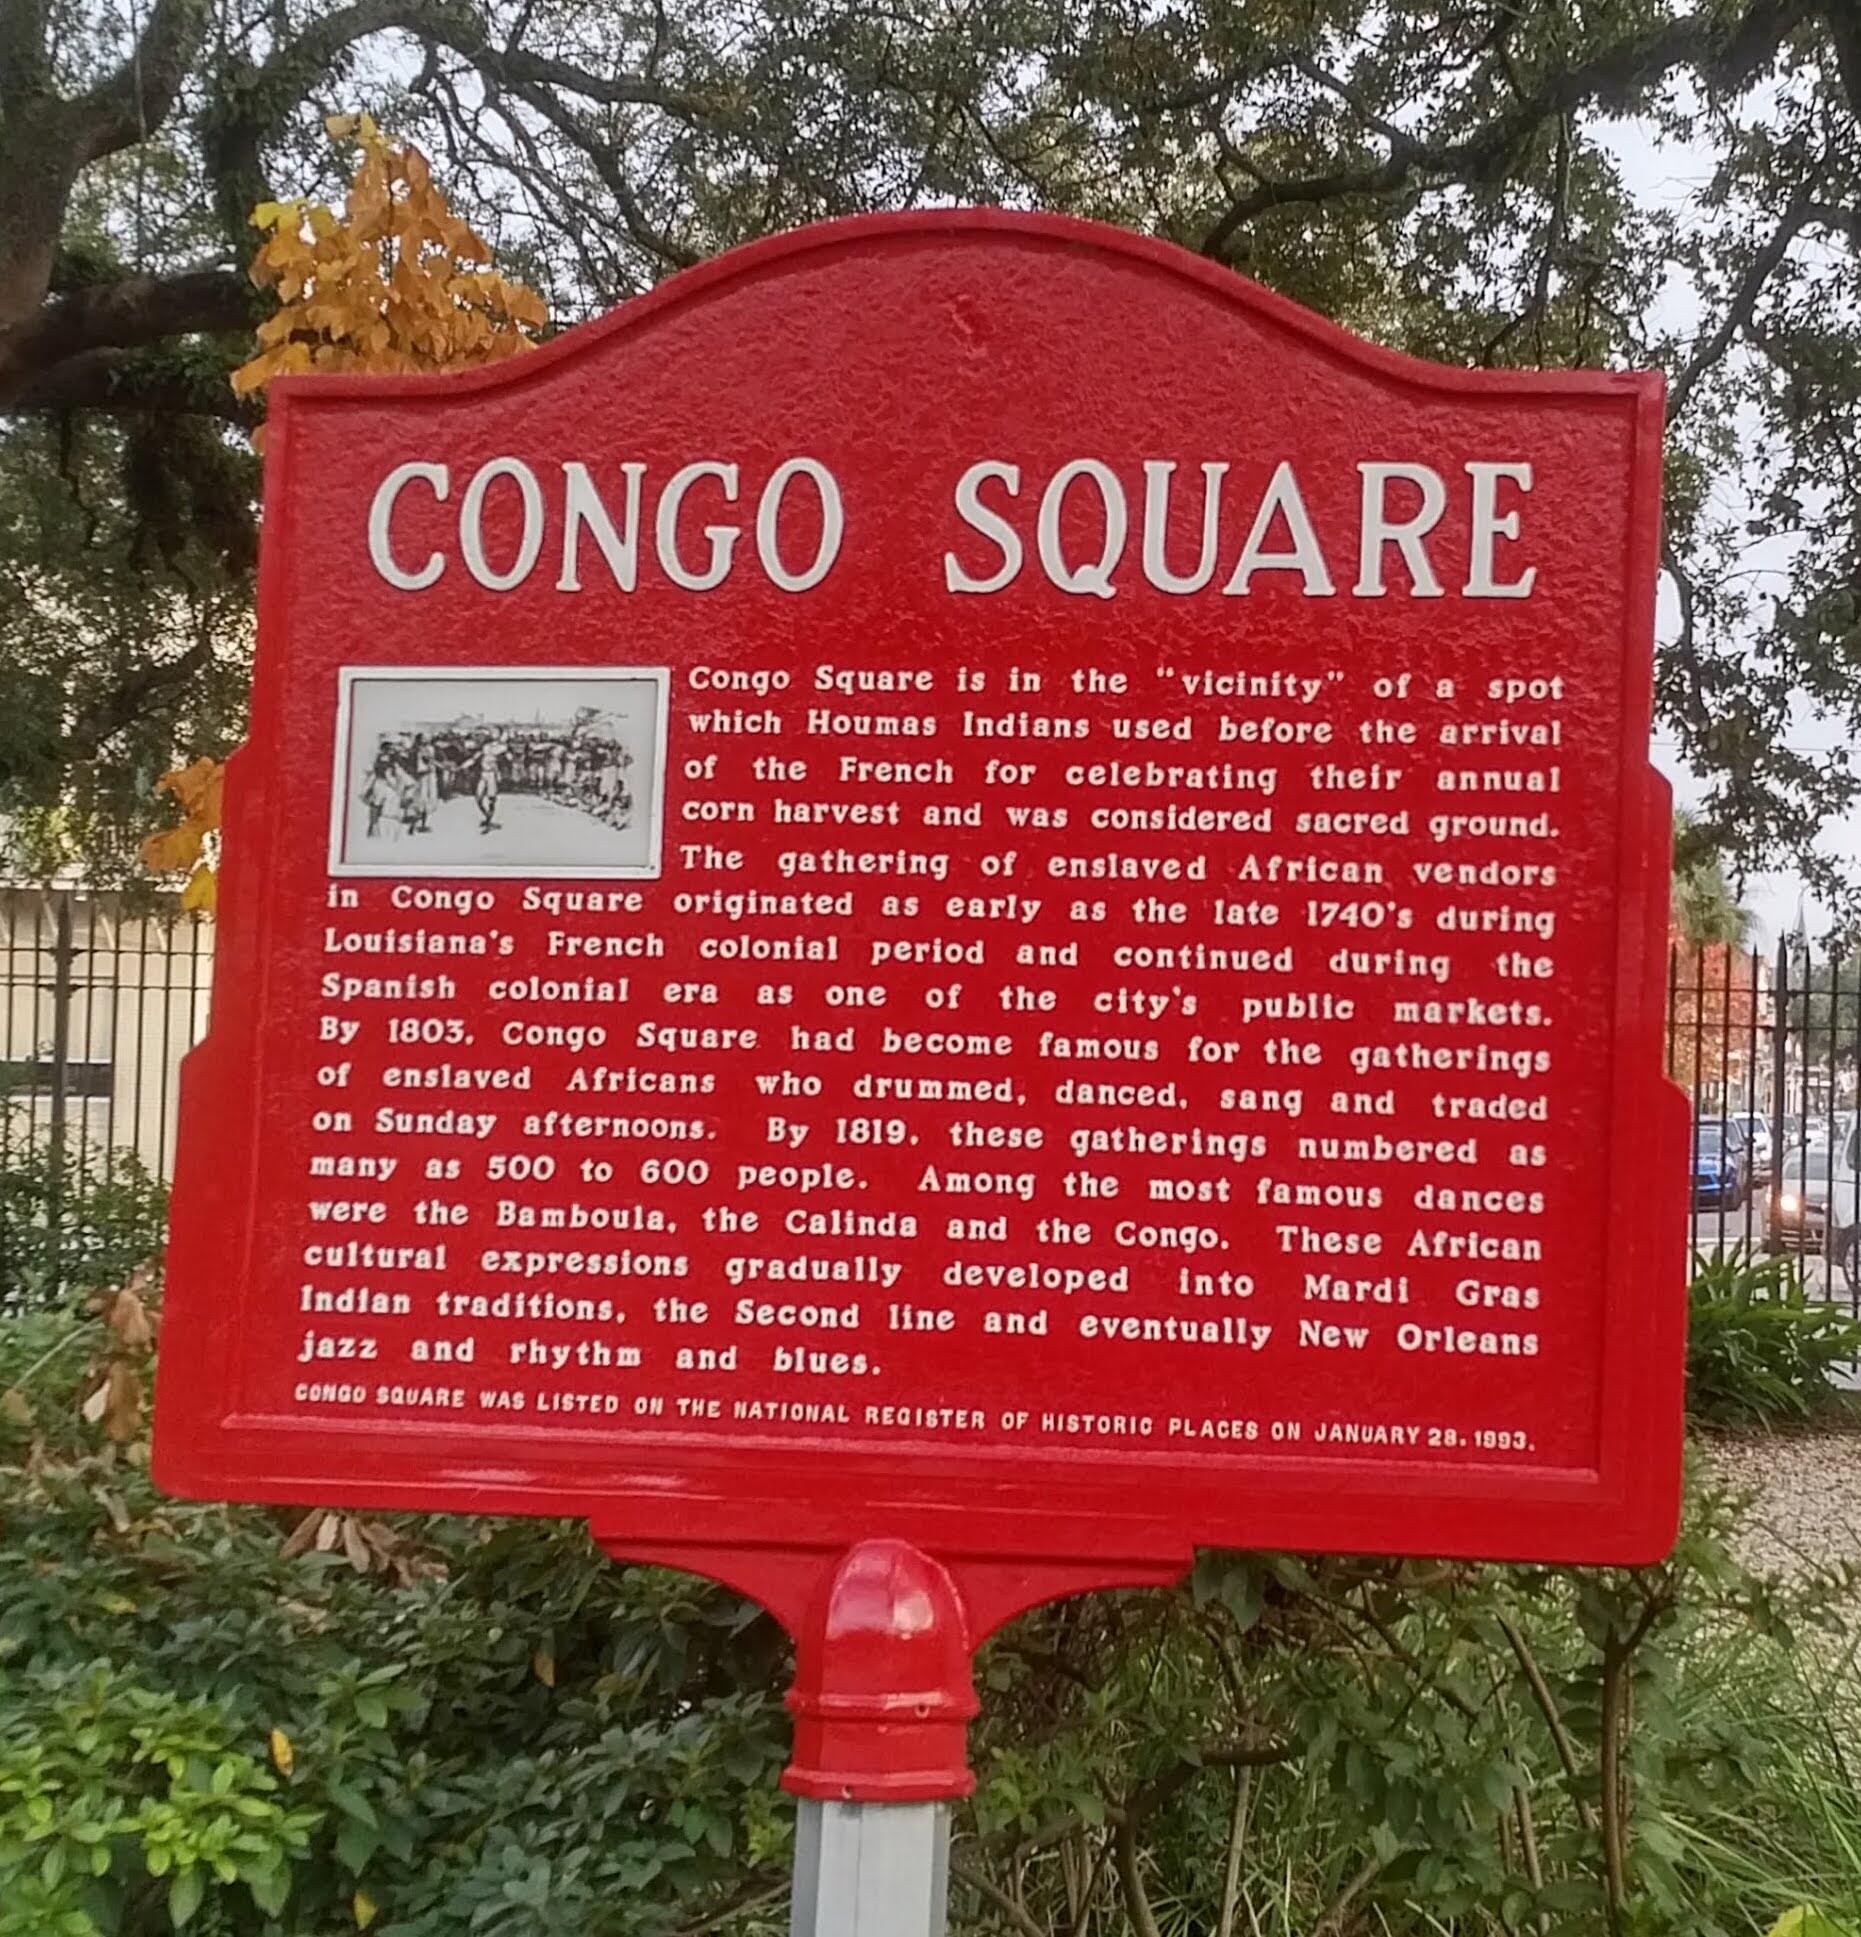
[1673,810,1753,950]
[232,116,546,409]
[0,1133,168,1315]
[1687,1247,1861,1426]
[1770,1912,1861,1937]
[137,759,223,914]
[3,3,1861,896]
[0,413,253,886]
[0,1307,793,1936]
[4,1295,1861,1934]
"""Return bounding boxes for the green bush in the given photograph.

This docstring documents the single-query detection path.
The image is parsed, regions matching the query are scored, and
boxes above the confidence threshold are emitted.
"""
[1687,1248,1861,1426]
[0,1129,169,1311]
[0,1311,795,1936]
[5,1303,1861,1934]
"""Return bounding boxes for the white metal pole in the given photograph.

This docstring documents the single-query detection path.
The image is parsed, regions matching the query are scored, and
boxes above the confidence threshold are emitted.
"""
[790,1799,951,1937]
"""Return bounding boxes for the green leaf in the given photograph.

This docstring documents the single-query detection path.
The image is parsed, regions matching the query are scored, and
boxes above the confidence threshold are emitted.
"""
[247,1861,291,1916]
[1767,1912,1856,1937]
[336,1816,380,1874]
[325,1781,378,1828]
[168,1867,205,1928]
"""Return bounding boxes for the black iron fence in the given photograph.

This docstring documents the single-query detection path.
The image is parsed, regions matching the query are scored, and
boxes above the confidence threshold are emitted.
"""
[0,886,210,1304]
[0,883,1855,1306]
[1670,937,1861,1306]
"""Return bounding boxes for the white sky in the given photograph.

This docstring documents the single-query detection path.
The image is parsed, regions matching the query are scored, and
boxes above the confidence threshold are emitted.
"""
[1598,111,1857,947]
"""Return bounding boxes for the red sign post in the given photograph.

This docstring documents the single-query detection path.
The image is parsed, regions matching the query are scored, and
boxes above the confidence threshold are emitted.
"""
[155,211,1685,1902]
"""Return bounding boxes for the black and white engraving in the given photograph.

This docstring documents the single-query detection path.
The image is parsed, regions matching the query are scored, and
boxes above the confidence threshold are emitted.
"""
[330,668,667,876]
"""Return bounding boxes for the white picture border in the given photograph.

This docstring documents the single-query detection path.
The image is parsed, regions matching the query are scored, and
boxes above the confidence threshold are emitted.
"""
[327,664,671,879]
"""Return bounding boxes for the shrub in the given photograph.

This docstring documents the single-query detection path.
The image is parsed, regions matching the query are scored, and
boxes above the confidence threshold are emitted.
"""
[5,1297,1861,1934]
[0,1128,168,1312]
[0,1307,792,1936]
[1687,1248,1861,1426]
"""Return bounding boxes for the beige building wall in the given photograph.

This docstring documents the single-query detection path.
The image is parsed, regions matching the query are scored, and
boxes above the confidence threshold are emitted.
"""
[0,887,214,1180]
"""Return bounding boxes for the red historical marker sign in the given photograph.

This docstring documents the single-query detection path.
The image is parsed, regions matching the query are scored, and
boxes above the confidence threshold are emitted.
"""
[156,212,1686,1719]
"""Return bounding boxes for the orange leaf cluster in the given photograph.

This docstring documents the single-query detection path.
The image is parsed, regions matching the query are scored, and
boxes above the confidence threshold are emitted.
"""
[79,1264,160,1445]
[138,756,223,913]
[232,113,547,410]
[278,1506,447,1589]
[155,129,544,914]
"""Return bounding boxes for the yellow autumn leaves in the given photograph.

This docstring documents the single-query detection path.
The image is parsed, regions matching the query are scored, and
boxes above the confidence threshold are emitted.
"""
[139,756,223,912]
[231,112,546,407]
[144,116,549,908]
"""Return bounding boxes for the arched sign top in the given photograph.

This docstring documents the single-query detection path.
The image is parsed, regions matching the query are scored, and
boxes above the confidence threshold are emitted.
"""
[157,207,1685,1583]
[266,206,1660,411]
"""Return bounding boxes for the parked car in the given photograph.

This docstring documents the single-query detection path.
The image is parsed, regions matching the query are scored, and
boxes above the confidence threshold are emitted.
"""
[1822,1117,1861,1289]
[1733,1113,1774,1186]
[1768,1144,1835,1252]
[1773,1117,1844,1170]
[1691,1118,1750,1209]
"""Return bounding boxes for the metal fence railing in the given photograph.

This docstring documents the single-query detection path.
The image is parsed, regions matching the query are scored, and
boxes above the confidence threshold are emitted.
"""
[1671,937,1861,1309]
[0,885,1855,1310]
[0,886,212,1302]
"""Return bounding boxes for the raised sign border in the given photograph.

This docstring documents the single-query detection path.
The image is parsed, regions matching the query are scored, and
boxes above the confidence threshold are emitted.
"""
[153,207,1687,1569]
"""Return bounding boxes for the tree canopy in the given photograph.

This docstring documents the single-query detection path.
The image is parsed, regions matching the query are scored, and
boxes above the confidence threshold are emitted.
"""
[1672,812,1754,949]
[2,0,1859,901]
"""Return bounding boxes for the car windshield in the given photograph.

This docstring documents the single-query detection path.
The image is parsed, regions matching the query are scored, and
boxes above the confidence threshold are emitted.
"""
[1695,1127,1728,1154]
[1782,1151,1831,1185]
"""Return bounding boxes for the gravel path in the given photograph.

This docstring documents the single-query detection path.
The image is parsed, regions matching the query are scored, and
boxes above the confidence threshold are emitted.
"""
[1700,1427,1861,1578]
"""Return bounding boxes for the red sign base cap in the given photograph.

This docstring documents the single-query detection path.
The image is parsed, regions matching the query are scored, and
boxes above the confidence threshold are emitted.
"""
[594,1521,1189,1802]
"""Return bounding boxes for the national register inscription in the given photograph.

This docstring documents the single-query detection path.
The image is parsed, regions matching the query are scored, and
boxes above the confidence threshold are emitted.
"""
[155,211,1686,1565]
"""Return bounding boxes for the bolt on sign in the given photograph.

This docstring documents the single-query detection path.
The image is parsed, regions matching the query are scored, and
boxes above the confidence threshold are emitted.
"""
[156,210,1685,1826]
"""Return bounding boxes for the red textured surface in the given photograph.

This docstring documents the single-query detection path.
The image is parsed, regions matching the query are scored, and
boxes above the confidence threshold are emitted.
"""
[154,212,1686,1614]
